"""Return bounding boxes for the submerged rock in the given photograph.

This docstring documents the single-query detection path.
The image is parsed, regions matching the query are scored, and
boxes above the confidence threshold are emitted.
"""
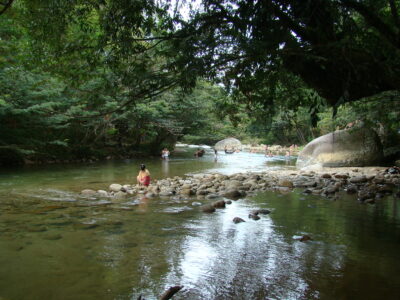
[159,191,173,197]
[346,185,358,194]
[43,233,62,240]
[81,189,96,196]
[278,180,294,188]
[113,191,128,199]
[253,209,271,215]
[73,223,99,230]
[364,199,376,204]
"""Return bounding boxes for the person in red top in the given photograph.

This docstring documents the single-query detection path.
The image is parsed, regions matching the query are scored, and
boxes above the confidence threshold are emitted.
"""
[137,164,151,186]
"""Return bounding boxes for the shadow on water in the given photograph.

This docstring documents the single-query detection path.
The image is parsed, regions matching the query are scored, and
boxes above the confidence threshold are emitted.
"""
[0,149,399,299]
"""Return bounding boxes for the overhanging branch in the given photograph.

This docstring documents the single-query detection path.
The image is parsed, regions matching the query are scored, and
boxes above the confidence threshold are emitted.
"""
[0,0,14,16]
[339,0,400,49]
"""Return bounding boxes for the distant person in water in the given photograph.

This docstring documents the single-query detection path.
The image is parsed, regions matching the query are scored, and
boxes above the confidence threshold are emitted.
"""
[285,151,290,159]
[137,164,151,186]
[161,148,170,160]
[194,148,205,157]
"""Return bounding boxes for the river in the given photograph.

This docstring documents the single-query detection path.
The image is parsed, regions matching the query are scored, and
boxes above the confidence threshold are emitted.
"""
[0,148,399,300]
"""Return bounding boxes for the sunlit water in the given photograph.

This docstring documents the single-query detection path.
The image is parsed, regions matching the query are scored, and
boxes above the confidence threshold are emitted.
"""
[0,149,399,299]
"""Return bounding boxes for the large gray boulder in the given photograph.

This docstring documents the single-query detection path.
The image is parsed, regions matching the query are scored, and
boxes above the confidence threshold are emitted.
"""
[215,138,242,151]
[296,127,383,169]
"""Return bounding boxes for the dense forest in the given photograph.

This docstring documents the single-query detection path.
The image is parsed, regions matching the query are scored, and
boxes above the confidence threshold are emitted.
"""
[1,0,399,165]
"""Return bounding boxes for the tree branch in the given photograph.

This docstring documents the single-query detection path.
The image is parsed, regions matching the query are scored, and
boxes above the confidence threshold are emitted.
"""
[0,0,14,16]
[68,79,180,121]
[339,0,400,49]
[389,0,400,30]
[269,1,316,43]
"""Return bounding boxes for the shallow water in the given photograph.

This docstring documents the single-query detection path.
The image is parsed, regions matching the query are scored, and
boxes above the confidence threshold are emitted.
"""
[0,149,399,299]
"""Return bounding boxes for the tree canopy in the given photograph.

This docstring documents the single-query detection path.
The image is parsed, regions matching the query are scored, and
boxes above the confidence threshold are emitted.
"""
[0,0,399,165]
[10,0,400,107]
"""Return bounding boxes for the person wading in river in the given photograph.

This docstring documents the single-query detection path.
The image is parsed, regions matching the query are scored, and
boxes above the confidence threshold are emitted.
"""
[137,164,151,187]
[161,148,170,160]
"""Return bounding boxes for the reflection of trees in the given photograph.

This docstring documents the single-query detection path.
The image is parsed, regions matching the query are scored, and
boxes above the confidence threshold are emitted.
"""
[9,188,396,299]
[263,191,400,299]
[71,190,400,299]
[155,198,347,299]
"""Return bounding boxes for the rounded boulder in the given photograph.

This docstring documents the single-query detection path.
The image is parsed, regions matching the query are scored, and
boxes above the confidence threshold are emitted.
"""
[214,138,242,151]
[296,127,383,169]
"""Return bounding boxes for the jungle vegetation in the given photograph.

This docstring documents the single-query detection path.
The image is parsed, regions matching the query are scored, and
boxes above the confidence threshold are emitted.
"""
[0,0,399,165]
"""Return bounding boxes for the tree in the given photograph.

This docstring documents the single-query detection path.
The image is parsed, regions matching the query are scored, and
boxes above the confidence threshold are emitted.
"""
[167,0,400,107]
[4,1,400,108]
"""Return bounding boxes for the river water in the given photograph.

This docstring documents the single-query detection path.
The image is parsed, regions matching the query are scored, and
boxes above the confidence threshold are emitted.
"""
[0,149,399,300]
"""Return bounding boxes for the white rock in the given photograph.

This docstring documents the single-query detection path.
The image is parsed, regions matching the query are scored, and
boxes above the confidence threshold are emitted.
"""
[97,190,109,197]
[81,189,96,196]
[109,183,122,192]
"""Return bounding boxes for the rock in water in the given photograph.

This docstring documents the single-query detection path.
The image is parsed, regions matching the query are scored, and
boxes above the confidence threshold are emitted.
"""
[114,191,128,199]
[293,235,312,242]
[248,214,260,220]
[81,189,96,196]
[349,176,368,183]
[211,200,226,208]
[278,180,294,188]
[109,183,122,192]
[296,127,383,168]
[253,209,271,215]
[233,217,245,224]
[97,190,109,197]
[201,205,216,213]
[214,138,242,151]
[222,189,242,199]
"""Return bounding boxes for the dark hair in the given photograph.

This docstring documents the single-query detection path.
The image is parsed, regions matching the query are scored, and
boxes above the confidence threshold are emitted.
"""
[140,164,146,171]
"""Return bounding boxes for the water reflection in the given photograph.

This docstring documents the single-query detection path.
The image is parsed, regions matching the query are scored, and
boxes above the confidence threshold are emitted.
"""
[138,193,150,212]
[161,159,170,176]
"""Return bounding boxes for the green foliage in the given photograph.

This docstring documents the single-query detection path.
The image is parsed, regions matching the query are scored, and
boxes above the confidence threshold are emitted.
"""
[1,0,399,166]
[168,0,400,106]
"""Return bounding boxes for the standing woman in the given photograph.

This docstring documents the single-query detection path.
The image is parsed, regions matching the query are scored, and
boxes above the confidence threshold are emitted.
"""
[161,148,170,160]
[137,164,151,186]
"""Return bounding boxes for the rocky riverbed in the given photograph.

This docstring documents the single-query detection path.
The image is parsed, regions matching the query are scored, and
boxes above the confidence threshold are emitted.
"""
[81,166,400,211]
